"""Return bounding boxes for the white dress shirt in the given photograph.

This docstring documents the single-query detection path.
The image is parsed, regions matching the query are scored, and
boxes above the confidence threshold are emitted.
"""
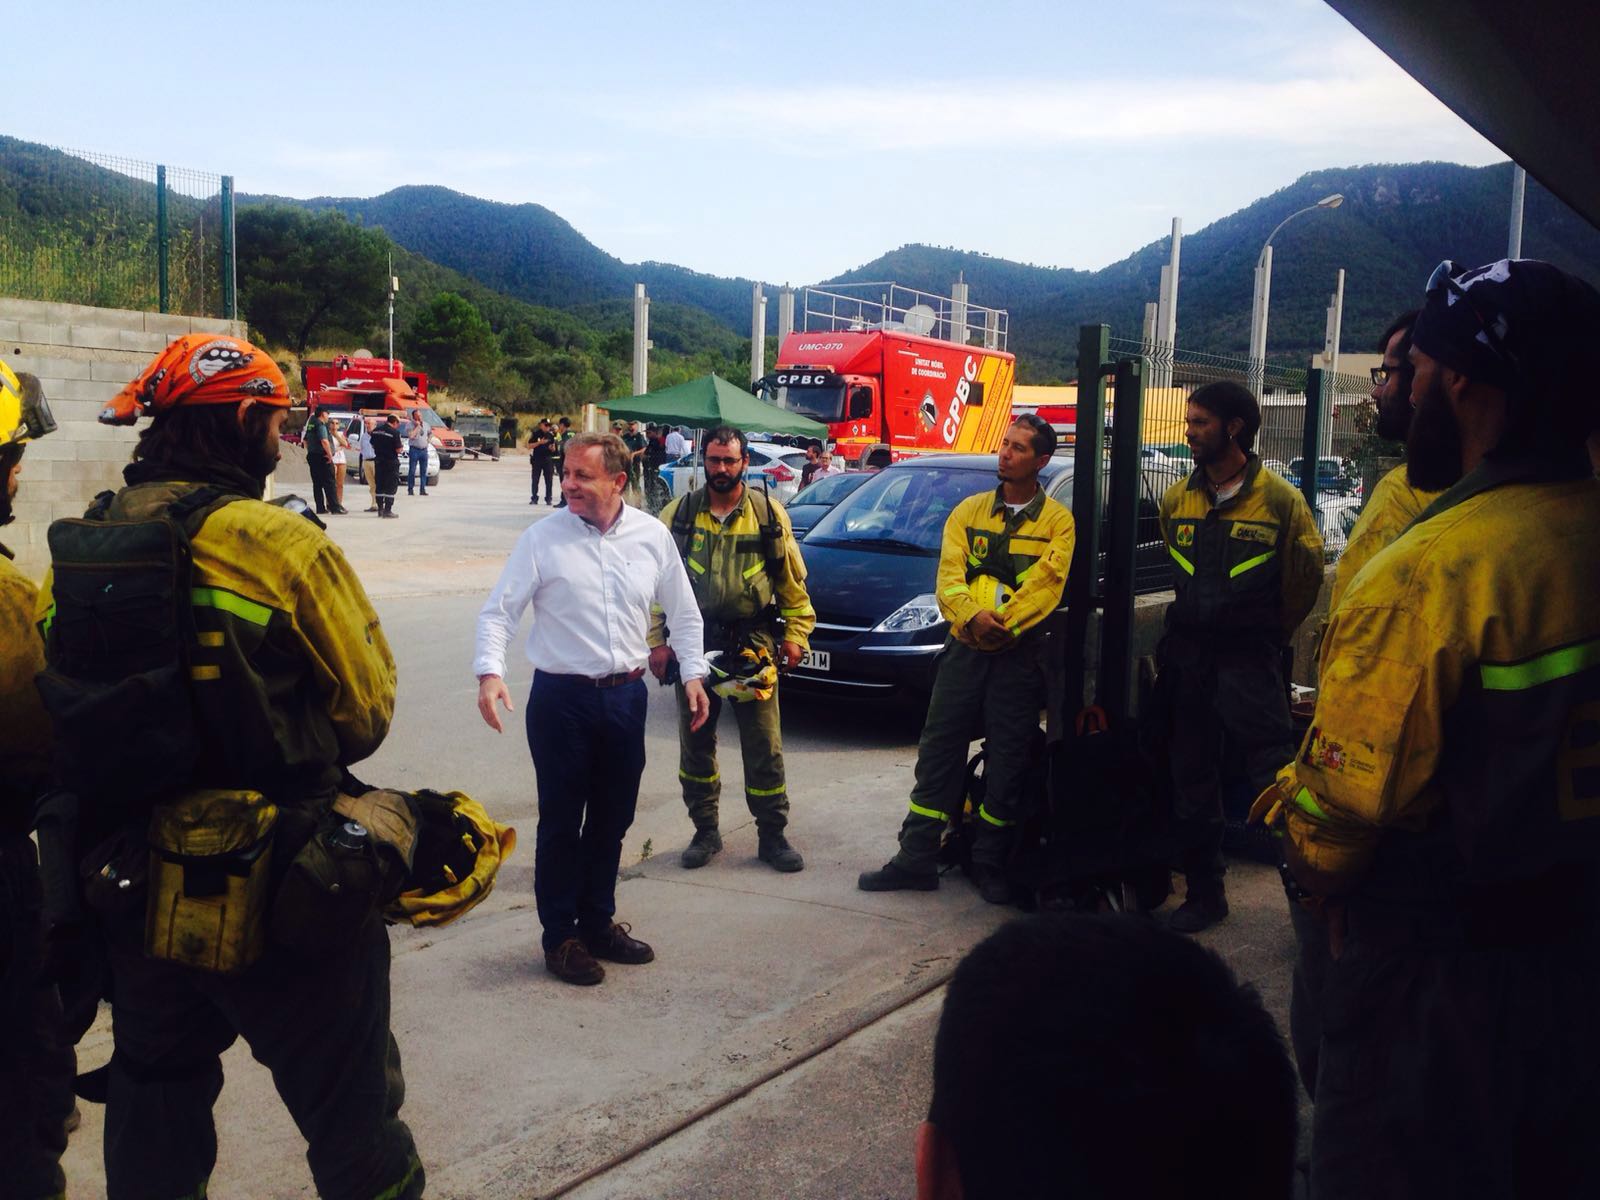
[474,505,707,682]
[664,429,688,458]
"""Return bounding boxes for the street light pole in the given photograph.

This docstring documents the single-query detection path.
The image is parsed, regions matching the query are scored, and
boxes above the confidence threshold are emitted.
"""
[1247,193,1343,396]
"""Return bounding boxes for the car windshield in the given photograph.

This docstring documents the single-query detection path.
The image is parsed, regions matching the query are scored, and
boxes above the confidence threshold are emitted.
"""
[768,383,846,424]
[794,471,869,506]
[415,406,447,430]
[806,466,994,553]
[456,416,497,435]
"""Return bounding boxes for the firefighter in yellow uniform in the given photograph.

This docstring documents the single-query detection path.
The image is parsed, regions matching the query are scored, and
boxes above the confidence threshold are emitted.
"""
[0,360,72,1200]
[1326,311,1444,615]
[1158,382,1323,932]
[34,337,422,1200]
[859,416,1074,902]
[1291,311,1441,1095]
[1260,259,1600,1198]
[650,427,815,872]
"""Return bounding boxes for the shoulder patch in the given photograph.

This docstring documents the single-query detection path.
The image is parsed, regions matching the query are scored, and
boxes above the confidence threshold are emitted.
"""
[972,533,990,560]
[1174,523,1195,548]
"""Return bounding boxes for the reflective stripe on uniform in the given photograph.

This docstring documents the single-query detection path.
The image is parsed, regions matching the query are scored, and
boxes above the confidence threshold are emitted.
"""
[1480,635,1600,691]
[943,584,971,598]
[190,665,221,682]
[745,783,785,797]
[1289,786,1331,822]
[687,559,707,575]
[371,1155,424,1200]
[1168,546,1195,576]
[191,586,273,627]
[908,801,950,821]
[679,769,719,784]
[977,803,1015,827]
[742,561,764,580]
[197,630,225,647]
[1229,550,1276,578]
[779,605,811,617]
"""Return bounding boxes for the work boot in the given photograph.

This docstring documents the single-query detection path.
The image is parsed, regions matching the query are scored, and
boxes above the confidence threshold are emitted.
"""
[758,832,804,873]
[970,863,1013,906]
[545,937,605,986]
[681,828,722,869]
[1169,884,1229,934]
[858,862,939,892]
[581,921,655,964]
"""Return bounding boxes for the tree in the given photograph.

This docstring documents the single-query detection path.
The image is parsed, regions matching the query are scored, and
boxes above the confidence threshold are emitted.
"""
[236,206,390,355]
[403,292,498,382]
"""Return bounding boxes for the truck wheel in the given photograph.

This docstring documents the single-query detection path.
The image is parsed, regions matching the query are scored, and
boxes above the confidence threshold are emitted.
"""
[491,447,501,460]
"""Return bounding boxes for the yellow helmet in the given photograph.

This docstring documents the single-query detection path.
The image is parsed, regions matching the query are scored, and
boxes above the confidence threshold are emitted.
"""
[0,359,57,447]
[706,643,779,703]
[967,573,1015,612]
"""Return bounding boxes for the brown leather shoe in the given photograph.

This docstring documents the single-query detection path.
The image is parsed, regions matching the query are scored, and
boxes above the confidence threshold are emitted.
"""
[545,936,605,985]
[582,921,655,965]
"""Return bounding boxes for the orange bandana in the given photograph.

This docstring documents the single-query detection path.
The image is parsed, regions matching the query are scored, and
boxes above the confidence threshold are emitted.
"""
[100,335,290,426]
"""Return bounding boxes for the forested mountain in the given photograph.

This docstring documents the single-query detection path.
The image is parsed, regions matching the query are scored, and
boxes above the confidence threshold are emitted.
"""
[8,132,1600,396]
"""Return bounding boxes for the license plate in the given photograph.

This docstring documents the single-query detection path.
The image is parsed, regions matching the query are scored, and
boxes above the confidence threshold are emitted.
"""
[799,649,831,672]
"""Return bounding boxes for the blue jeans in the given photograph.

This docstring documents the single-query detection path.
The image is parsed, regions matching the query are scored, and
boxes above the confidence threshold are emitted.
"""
[407,447,428,493]
[525,672,648,953]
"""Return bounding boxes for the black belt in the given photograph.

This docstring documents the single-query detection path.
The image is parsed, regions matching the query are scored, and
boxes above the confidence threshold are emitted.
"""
[539,668,645,689]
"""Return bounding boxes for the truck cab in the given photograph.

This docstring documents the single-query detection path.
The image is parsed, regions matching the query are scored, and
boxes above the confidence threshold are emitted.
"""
[755,283,1015,465]
[303,357,464,467]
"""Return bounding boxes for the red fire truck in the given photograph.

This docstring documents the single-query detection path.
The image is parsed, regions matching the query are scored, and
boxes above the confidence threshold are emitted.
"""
[755,284,1016,465]
[300,355,464,467]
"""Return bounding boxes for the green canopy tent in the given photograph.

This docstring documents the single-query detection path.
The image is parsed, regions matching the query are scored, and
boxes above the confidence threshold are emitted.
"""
[602,373,826,438]
[602,374,827,493]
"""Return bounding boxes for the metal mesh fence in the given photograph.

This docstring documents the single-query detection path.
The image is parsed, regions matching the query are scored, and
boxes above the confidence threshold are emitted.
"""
[1108,336,1374,562]
[0,136,234,318]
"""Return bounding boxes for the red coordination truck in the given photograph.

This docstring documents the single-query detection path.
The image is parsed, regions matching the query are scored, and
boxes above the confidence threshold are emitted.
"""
[754,283,1016,465]
[300,354,464,468]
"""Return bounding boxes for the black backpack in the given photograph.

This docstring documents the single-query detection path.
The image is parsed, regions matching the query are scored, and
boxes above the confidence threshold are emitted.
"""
[35,486,241,815]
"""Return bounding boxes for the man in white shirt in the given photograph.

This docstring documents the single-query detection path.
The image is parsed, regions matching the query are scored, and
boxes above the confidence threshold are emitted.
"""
[664,426,688,459]
[475,433,711,986]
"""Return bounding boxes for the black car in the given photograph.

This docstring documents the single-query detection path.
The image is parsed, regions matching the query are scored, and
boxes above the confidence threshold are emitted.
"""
[787,470,872,539]
[788,454,1180,699]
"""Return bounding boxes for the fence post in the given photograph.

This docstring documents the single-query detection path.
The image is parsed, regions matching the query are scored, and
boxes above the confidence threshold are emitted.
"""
[1064,324,1110,710]
[156,164,170,314]
[221,175,236,321]
[1100,355,1144,722]
[1302,367,1325,512]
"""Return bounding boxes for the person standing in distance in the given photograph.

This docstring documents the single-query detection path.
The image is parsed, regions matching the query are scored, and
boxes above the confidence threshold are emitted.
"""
[649,426,815,873]
[528,418,555,506]
[370,413,402,518]
[859,415,1074,902]
[475,433,711,986]
[304,403,341,515]
[552,416,573,509]
[405,410,430,496]
[1156,382,1322,933]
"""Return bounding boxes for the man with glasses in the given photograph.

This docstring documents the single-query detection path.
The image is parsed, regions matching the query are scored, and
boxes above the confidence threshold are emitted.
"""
[1325,313,1444,613]
[1256,259,1600,1197]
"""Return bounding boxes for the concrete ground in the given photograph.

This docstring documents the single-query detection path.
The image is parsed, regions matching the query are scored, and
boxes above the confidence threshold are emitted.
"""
[58,454,1304,1199]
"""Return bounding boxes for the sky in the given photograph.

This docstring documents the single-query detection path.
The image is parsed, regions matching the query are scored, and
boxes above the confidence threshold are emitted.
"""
[10,0,1503,284]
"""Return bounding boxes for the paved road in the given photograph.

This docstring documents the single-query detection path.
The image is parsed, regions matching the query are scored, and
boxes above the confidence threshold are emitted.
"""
[60,455,1303,1198]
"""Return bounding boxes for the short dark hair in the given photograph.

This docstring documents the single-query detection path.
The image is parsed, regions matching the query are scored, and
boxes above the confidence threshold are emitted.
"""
[1378,309,1419,358]
[929,914,1296,1200]
[386,414,399,425]
[1008,412,1057,457]
[558,416,571,427]
[1187,380,1261,453]
[705,425,747,456]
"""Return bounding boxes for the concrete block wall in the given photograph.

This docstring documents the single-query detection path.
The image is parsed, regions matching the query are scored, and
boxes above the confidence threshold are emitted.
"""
[2,297,246,577]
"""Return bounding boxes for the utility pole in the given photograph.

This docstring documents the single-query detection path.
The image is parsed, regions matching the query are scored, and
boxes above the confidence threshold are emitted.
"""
[387,256,399,374]
[1508,165,1527,258]
[632,283,651,396]
[750,282,766,386]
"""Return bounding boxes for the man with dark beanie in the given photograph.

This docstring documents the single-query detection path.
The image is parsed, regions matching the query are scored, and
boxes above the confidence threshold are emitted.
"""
[1256,259,1600,1198]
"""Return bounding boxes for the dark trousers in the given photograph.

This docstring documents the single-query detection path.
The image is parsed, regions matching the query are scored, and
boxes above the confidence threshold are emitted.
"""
[1311,919,1600,1198]
[1160,635,1293,890]
[0,836,72,1200]
[102,908,421,1200]
[894,638,1046,874]
[308,457,337,513]
[375,457,399,514]
[525,672,648,953]
[531,456,554,503]
[406,447,428,493]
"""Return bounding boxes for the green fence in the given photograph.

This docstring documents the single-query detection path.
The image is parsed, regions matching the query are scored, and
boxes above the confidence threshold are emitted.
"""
[0,135,235,319]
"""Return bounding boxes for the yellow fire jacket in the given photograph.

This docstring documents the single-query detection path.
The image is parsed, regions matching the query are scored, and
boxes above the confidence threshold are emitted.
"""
[0,547,51,829]
[36,482,395,801]
[937,485,1075,644]
[650,486,816,652]
[1159,456,1324,644]
[1269,464,1600,896]
[1326,463,1443,613]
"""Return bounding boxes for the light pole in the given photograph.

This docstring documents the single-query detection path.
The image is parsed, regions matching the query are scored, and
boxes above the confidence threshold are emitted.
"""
[1247,193,1342,396]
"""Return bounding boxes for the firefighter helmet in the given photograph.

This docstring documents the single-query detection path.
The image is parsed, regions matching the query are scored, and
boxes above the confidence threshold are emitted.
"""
[0,358,56,447]
[706,643,778,703]
[968,573,1014,613]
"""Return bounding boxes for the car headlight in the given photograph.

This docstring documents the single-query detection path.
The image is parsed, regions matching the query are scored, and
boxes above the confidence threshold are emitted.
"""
[872,593,944,633]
